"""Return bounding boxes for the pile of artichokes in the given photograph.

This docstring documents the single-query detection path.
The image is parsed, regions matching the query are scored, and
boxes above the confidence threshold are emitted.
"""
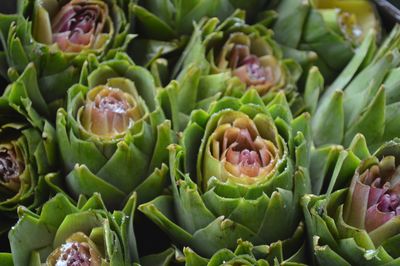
[0,0,399,265]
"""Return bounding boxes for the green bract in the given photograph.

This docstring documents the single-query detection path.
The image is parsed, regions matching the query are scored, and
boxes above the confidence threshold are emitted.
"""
[273,0,380,82]
[9,192,138,265]
[139,90,311,262]
[0,72,57,237]
[157,11,301,131]
[55,54,174,208]
[303,138,400,265]
[312,25,400,150]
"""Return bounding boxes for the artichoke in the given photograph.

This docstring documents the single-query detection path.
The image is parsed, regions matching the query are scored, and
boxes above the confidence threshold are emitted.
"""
[9,192,138,265]
[312,25,400,150]
[20,0,133,55]
[273,0,380,82]
[56,53,174,208]
[157,11,301,131]
[0,0,134,118]
[139,89,311,262]
[129,0,274,67]
[0,69,57,238]
[303,138,400,265]
[183,239,308,266]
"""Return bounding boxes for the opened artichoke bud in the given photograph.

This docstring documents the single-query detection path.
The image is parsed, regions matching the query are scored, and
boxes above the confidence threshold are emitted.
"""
[158,11,301,131]
[28,0,131,54]
[0,0,133,106]
[36,0,110,52]
[217,32,289,97]
[303,138,400,265]
[56,55,173,208]
[344,155,400,245]
[139,89,311,262]
[0,144,24,194]
[9,193,138,265]
[0,78,57,237]
[79,84,144,139]
[201,111,282,188]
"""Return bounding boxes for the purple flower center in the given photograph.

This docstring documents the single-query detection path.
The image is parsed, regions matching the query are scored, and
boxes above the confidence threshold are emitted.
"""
[0,148,21,183]
[378,193,400,215]
[96,95,129,114]
[58,7,98,34]
[56,242,91,266]
[241,56,268,82]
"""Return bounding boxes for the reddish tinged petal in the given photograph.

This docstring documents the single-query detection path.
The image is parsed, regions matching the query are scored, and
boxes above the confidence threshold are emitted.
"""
[258,148,271,167]
[236,128,256,150]
[232,65,251,86]
[50,1,108,52]
[226,148,240,165]
[368,179,389,207]
[222,127,240,152]
[346,180,370,229]
[229,44,250,69]
[52,5,77,33]
[365,202,395,232]
[69,29,93,45]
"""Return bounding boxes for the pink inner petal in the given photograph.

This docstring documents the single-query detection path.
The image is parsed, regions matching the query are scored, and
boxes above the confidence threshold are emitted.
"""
[365,203,395,232]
